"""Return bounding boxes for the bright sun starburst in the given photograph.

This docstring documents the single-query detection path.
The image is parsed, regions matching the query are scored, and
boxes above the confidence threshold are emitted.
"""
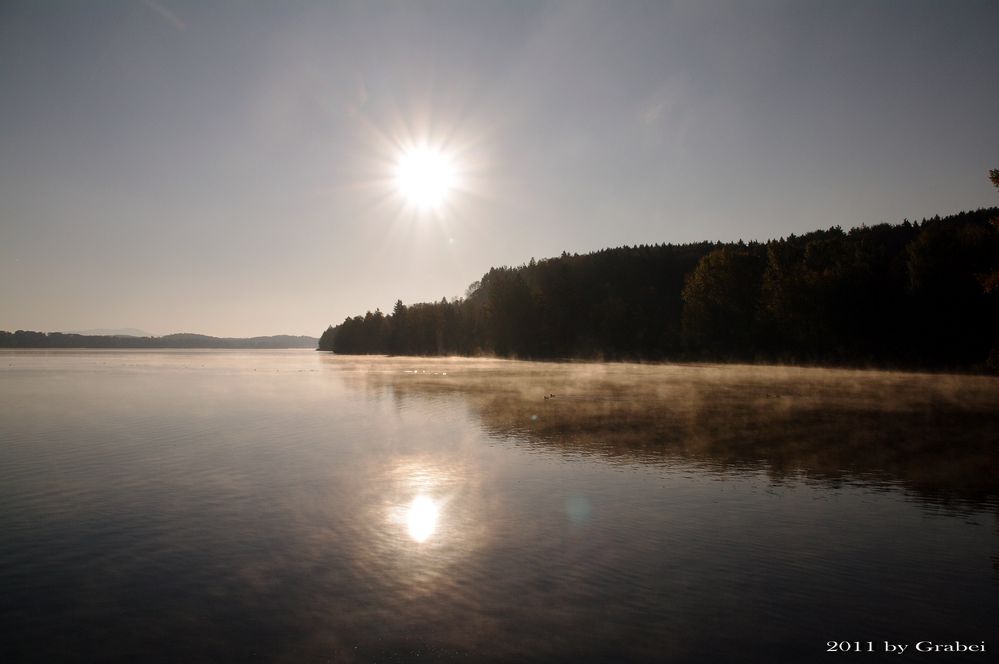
[394,145,456,210]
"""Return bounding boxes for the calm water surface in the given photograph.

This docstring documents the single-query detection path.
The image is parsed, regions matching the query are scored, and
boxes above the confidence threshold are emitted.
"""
[1,350,997,662]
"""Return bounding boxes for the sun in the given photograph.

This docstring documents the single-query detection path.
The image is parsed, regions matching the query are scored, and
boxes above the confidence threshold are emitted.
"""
[394,145,456,210]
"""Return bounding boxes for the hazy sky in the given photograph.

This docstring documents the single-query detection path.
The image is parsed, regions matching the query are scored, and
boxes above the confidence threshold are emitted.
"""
[1,1,997,337]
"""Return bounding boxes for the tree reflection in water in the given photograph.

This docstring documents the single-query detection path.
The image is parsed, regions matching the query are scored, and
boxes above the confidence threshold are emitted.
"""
[336,358,999,512]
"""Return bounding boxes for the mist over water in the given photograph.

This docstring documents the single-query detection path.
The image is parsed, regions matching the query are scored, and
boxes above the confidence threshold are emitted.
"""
[1,351,996,662]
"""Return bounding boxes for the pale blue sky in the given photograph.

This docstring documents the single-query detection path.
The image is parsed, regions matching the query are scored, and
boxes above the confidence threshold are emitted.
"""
[1,1,997,336]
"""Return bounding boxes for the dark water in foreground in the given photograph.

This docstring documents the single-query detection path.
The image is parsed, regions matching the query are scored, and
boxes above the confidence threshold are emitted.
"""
[1,350,997,663]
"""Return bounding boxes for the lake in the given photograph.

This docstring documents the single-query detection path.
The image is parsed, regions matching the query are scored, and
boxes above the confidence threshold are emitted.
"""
[1,350,997,662]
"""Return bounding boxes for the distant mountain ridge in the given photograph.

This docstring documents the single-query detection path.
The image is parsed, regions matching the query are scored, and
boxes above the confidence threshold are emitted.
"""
[0,331,318,349]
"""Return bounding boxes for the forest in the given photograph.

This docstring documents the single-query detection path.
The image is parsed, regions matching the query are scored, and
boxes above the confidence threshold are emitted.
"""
[321,203,999,372]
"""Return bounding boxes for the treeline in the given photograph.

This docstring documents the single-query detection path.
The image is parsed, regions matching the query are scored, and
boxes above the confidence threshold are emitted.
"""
[0,331,318,349]
[320,207,999,371]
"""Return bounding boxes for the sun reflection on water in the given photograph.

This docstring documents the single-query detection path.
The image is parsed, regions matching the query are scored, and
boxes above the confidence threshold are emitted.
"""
[406,495,440,543]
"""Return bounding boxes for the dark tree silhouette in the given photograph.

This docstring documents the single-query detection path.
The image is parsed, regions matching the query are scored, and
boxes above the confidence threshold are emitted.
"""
[320,207,999,371]
[682,246,765,358]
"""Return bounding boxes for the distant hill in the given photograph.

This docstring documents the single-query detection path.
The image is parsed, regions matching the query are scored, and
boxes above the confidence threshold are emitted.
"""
[66,328,151,337]
[0,331,318,349]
